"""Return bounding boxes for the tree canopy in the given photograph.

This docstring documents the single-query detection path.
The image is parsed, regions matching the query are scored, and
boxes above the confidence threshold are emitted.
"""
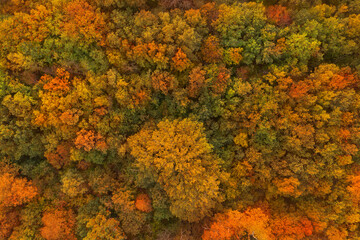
[1,0,360,239]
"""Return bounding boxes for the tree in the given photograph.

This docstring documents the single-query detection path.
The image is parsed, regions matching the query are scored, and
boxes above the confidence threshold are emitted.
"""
[135,193,152,213]
[223,47,243,65]
[115,73,152,109]
[60,170,88,198]
[0,5,53,56]
[284,33,321,68]
[201,36,223,64]
[0,164,38,239]
[44,143,71,169]
[128,118,226,222]
[0,170,37,208]
[346,14,360,39]
[40,207,77,240]
[34,68,118,165]
[172,48,191,72]
[273,177,302,197]
[202,208,273,240]
[213,2,267,48]
[1,89,43,160]
[0,210,20,239]
[347,174,360,204]
[270,214,314,240]
[84,212,125,240]
[289,81,311,98]
[187,66,206,98]
[326,226,348,240]
[111,189,146,235]
[128,42,169,69]
[266,5,292,26]
[74,129,108,153]
[211,66,231,95]
[151,70,177,94]
[61,0,107,45]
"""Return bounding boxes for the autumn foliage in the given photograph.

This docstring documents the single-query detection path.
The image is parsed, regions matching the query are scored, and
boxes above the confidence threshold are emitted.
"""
[61,0,107,44]
[172,48,191,72]
[151,70,177,94]
[202,208,272,240]
[0,165,37,238]
[271,215,314,240]
[201,36,223,64]
[128,119,225,222]
[135,193,153,213]
[187,66,206,98]
[266,5,292,26]
[1,0,360,239]
[0,170,37,208]
[40,207,77,240]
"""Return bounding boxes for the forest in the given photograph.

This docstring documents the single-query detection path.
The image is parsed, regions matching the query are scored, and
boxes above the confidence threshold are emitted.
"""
[1,0,360,239]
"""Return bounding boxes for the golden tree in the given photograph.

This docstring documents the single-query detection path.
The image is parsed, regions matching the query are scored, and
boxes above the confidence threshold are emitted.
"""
[128,118,226,222]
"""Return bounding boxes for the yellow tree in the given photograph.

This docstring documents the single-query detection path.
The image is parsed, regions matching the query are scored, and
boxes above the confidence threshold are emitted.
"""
[84,212,125,240]
[128,118,226,222]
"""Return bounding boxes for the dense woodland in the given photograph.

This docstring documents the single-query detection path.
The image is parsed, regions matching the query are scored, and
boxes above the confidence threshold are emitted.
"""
[1,0,360,239]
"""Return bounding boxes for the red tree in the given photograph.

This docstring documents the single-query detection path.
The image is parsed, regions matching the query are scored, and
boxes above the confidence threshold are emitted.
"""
[266,5,292,27]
